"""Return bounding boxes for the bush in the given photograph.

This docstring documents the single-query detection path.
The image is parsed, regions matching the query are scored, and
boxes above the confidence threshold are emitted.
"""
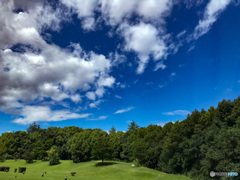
[49,155,60,165]
[42,157,49,161]
[0,156,5,162]
[4,154,13,159]
[18,167,26,173]
[24,152,34,163]
[133,160,140,167]
[71,172,76,176]
[47,146,60,165]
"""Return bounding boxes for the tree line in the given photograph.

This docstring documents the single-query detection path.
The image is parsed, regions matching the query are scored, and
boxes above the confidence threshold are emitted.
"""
[0,97,240,179]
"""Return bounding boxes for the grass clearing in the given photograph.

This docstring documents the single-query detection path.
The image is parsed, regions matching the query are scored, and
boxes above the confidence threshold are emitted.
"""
[0,160,191,180]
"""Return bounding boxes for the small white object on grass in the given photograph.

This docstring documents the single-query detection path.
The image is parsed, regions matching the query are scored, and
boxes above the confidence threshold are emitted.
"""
[132,164,135,167]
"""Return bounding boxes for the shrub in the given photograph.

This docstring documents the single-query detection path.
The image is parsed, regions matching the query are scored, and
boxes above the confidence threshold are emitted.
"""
[71,172,76,176]
[24,151,34,163]
[133,160,140,167]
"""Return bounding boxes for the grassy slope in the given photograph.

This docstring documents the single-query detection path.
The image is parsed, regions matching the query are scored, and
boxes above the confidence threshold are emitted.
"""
[0,160,191,180]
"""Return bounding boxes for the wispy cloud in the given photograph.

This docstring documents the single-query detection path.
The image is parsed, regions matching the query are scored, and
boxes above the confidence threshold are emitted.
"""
[87,115,108,121]
[163,110,190,116]
[89,100,103,108]
[187,45,195,53]
[12,106,91,125]
[192,0,231,40]
[115,95,122,99]
[114,106,134,114]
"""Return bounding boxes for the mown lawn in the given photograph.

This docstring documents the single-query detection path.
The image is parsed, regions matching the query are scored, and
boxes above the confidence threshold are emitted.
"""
[0,160,191,180]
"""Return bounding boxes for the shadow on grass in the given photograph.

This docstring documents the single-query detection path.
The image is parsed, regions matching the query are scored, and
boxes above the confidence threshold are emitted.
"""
[49,162,62,166]
[95,162,117,167]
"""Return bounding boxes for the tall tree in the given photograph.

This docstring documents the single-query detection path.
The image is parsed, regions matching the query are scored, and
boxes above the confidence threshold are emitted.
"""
[26,122,41,134]
[109,126,116,134]
[128,121,139,131]
[91,131,111,164]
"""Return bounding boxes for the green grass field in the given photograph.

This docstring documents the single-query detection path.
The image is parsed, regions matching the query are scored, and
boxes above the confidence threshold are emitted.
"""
[0,160,191,180]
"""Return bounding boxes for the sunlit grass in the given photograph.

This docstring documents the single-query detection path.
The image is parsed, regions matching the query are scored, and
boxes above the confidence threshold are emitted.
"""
[0,160,191,180]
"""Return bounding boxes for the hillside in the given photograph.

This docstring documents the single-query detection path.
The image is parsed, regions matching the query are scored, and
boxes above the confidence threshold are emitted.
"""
[0,160,191,180]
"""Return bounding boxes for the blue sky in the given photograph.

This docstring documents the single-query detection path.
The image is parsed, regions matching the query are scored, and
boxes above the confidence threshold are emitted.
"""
[0,0,240,134]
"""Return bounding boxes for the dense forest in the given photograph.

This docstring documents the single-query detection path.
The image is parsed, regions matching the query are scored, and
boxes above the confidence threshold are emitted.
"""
[0,97,240,179]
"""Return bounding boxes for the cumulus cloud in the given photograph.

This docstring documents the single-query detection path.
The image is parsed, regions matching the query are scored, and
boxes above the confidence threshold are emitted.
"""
[60,0,98,18]
[193,0,231,39]
[100,0,172,25]
[0,0,115,123]
[97,76,115,87]
[120,22,168,74]
[163,110,190,116]
[114,106,134,114]
[86,92,96,101]
[12,106,90,125]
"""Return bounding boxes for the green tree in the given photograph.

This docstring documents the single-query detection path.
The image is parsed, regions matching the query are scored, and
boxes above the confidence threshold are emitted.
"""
[47,145,60,165]
[91,131,111,164]
[23,151,34,163]
[128,121,139,131]
[109,126,116,134]
[26,122,41,134]
[67,129,93,163]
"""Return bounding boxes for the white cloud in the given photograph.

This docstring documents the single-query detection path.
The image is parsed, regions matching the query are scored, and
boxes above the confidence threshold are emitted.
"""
[110,52,126,66]
[70,94,81,103]
[60,0,98,18]
[100,0,138,25]
[87,115,108,120]
[95,88,105,97]
[157,122,167,127]
[114,106,134,114]
[120,22,168,74]
[97,76,115,87]
[115,95,122,99]
[0,0,115,116]
[89,100,103,108]
[86,91,96,100]
[82,17,96,31]
[188,45,195,52]
[193,0,231,39]
[12,106,90,125]
[163,110,190,116]
[100,0,172,25]
[154,61,166,71]
[136,0,172,19]
[116,82,127,89]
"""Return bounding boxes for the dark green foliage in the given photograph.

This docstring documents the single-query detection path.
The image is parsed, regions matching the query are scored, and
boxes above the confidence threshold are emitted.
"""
[26,122,41,134]
[128,121,140,130]
[18,167,26,173]
[23,151,34,163]
[71,172,76,176]
[109,126,116,134]
[47,145,60,165]
[91,131,112,164]
[67,129,93,163]
[1,97,240,179]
